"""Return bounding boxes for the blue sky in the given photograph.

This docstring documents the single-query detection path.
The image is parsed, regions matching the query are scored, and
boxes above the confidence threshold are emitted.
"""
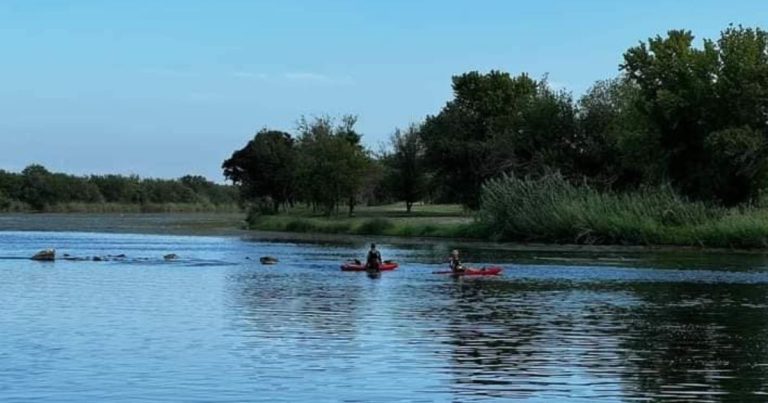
[1,0,766,181]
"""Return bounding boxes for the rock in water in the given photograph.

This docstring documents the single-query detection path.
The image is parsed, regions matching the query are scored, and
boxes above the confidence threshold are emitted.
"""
[163,253,179,261]
[31,249,56,261]
[260,256,279,265]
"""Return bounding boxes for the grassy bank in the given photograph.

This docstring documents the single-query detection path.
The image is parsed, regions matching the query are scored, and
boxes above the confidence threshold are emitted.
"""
[1,202,242,214]
[248,177,768,249]
[247,203,487,239]
[480,174,768,249]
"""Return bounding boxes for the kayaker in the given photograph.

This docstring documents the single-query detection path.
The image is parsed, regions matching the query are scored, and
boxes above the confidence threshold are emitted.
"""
[366,243,382,271]
[449,249,464,273]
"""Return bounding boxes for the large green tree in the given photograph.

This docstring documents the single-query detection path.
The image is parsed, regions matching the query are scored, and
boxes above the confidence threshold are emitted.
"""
[574,78,648,189]
[222,129,296,213]
[19,165,58,210]
[622,26,768,204]
[421,71,576,208]
[386,125,427,213]
[295,116,371,216]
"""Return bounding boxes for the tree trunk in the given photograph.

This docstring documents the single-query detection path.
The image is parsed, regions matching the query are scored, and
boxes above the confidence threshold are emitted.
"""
[348,196,356,217]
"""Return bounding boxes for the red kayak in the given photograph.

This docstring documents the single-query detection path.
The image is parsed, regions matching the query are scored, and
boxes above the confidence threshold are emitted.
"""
[433,266,503,276]
[340,261,399,271]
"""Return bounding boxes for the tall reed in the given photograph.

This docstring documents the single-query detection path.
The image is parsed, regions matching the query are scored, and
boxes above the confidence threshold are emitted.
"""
[479,173,735,245]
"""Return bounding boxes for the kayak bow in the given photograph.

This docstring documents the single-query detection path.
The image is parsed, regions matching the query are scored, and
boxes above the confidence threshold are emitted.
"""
[340,261,399,271]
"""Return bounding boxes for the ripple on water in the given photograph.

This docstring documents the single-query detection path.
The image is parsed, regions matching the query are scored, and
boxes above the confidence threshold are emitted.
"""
[1,231,768,401]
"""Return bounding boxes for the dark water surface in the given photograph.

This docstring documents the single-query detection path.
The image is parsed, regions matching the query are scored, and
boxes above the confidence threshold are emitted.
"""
[2,231,768,402]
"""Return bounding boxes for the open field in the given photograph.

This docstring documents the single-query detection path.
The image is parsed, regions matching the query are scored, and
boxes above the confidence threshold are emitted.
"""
[247,203,485,238]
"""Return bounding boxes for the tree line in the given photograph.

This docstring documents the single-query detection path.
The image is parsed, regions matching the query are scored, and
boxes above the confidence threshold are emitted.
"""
[0,165,238,211]
[225,25,768,214]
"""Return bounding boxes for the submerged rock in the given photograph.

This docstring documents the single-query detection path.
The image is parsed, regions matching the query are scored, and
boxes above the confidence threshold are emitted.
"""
[31,249,56,261]
[163,253,179,261]
[62,256,88,262]
[260,256,279,265]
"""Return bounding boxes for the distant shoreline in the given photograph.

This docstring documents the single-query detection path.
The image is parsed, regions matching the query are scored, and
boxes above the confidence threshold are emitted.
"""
[3,212,767,255]
[0,212,247,237]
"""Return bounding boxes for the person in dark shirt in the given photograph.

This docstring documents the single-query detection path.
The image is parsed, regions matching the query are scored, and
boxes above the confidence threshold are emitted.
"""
[449,249,464,274]
[366,243,382,271]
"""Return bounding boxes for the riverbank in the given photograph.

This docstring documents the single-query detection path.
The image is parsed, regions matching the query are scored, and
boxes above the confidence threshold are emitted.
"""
[3,208,768,254]
[0,213,247,236]
[248,200,768,250]
[247,203,482,238]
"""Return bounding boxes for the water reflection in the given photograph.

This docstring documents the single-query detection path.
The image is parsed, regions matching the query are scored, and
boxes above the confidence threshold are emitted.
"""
[618,282,768,400]
[227,269,366,339]
[421,278,768,401]
[4,230,768,401]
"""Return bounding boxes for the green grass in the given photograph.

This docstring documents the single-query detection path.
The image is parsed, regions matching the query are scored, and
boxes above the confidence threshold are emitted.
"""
[246,185,768,249]
[247,202,477,239]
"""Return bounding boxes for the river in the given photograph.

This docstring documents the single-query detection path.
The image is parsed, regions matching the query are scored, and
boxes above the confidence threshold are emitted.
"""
[1,229,768,402]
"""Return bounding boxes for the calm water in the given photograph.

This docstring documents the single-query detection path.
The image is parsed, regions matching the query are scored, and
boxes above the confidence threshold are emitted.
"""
[2,231,768,402]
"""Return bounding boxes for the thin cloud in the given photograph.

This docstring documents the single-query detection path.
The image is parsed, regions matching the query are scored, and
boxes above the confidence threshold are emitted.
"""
[282,72,354,85]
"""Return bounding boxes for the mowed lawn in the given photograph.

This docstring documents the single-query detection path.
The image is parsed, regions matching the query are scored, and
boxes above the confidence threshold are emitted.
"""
[248,203,480,238]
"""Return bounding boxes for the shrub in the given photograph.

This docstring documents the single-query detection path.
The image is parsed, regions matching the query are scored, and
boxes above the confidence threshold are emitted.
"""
[355,218,394,235]
[479,173,724,245]
[285,219,318,232]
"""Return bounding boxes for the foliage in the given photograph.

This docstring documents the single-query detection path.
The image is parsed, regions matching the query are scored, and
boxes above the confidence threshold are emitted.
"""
[294,116,372,216]
[222,129,296,213]
[621,25,768,204]
[479,173,729,245]
[244,203,476,239]
[574,78,648,189]
[0,165,238,212]
[355,218,394,235]
[420,71,577,208]
[384,124,427,212]
[225,24,768,248]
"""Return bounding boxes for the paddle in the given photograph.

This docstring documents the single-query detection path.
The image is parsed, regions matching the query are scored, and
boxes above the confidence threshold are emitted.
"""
[432,265,477,274]
[432,266,502,275]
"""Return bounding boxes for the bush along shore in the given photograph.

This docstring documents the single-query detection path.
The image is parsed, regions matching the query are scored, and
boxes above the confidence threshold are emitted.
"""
[246,204,487,239]
[248,214,489,239]
[246,180,768,249]
[478,174,768,249]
